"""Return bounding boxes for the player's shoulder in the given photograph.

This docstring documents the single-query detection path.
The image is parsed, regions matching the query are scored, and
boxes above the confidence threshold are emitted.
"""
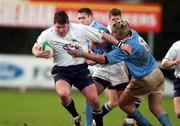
[173,40,180,46]
[70,23,89,32]
[131,29,138,36]
[37,26,55,42]
[70,23,88,29]
[93,21,104,28]
[93,21,109,33]
[131,29,142,41]
[41,26,55,36]
[169,40,180,51]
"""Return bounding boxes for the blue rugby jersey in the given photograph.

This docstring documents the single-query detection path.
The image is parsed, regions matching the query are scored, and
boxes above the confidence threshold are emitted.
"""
[106,30,156,79]
[91,21,112,55]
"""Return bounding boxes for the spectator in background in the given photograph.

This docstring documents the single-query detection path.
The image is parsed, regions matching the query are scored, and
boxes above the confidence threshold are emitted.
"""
[32,10,131,126]
[77,7,130,126]
[107,8,122,33]
[162,40,180,119]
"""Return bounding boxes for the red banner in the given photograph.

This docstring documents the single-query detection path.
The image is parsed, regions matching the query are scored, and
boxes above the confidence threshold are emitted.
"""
[0,1,162,32]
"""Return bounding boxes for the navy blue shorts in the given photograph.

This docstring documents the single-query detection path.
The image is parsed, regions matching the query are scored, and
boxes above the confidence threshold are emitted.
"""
[173,78,180,97]
[51,64,93,91]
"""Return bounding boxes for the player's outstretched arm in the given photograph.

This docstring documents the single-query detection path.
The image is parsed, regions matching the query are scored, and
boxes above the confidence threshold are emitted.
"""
[67,49,106,64]
[102,32,132,55]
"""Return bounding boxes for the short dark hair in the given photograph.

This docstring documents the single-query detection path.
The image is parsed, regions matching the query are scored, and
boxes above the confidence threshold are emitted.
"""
[77,7,93,16]
[109,8,121,18]
[54,10,69,24]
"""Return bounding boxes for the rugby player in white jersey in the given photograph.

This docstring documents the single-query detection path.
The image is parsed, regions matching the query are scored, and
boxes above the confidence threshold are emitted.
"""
[162,40,180,119]
[32,10,131,126]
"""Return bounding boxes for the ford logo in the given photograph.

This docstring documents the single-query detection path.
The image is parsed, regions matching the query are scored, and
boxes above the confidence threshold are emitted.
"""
[0,62,23,80]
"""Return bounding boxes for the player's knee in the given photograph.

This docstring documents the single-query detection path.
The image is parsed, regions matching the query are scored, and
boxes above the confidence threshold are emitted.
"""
[176,112,180,119]
[149,106,155,113]
[87,94,99,104]
[109,101,118,109]
[60,95,69,102]
[57,91,71,102]
[118,101,125,110]
[149,105,162,116]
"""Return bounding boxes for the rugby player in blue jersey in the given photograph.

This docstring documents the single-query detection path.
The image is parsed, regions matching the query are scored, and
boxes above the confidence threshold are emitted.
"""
[107,8,142,126]
[67,20,172,126]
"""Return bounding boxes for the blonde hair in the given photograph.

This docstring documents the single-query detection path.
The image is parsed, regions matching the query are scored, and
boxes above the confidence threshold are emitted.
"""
[112,20,131,37]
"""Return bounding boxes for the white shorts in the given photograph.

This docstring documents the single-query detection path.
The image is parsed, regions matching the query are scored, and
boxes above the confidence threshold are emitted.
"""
[92,62,129,86]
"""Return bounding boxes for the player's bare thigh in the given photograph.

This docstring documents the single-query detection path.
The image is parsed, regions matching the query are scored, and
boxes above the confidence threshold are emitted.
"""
[106,89,119,108]
[55,80,72,103]
[81,83,101,111]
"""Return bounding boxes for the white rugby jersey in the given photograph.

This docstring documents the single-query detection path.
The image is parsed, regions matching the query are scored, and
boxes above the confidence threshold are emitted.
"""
[163,40,180,78]
[37,23,103,66]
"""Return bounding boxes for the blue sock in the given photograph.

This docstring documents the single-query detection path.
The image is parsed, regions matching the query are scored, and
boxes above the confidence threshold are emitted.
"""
[132,109,152,126]
[158,113,172,126]
[84,102,93,126]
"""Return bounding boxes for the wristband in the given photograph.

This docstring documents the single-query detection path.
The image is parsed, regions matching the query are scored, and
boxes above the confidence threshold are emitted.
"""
[80,49,84,56]
[116,41,123,48]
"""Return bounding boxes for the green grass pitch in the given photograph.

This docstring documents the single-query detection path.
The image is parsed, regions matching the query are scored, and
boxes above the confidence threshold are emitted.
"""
[0,90,179,126]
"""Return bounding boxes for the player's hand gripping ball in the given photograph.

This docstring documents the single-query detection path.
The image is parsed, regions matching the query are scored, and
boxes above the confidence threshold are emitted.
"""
[40,40,54,58]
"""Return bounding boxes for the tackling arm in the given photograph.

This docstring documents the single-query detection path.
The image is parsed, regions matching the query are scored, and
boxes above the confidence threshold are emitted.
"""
[67,49,107,64]
[101,32,132,55]
[83,53,107,64]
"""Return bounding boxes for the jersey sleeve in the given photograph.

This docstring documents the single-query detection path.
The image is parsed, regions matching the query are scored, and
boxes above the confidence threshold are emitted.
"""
[37,35,43,44]
[84,26,104,43]
[37,31,49,45]
[106,48,127,65]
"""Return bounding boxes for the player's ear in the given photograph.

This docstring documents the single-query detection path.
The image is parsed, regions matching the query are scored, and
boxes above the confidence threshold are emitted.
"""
[111,32,118,38]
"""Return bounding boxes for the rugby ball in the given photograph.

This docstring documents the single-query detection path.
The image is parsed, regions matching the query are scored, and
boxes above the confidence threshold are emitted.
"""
[40,40,53,58]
